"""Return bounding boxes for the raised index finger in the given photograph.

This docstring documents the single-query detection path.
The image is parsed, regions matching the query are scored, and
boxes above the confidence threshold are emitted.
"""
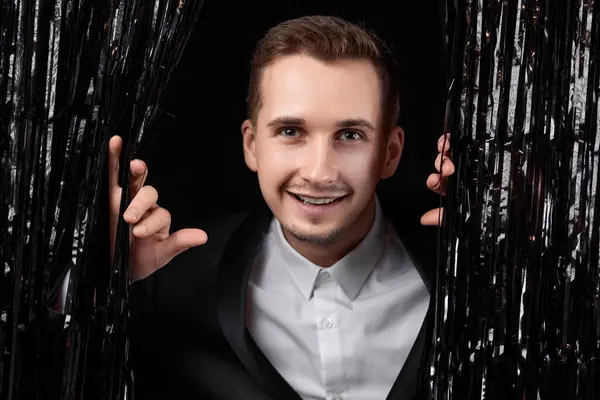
[108,136,123,190]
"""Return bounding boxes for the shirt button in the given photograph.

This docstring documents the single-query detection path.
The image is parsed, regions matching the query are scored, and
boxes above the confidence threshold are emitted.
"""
[317,270,331,282]
[322,318,334,329]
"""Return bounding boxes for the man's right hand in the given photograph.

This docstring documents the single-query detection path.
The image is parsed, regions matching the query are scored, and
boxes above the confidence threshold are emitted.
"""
[108,136,208,281]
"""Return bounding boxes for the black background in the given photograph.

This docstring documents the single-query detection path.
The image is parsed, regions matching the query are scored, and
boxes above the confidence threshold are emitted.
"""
[143,0,447,229]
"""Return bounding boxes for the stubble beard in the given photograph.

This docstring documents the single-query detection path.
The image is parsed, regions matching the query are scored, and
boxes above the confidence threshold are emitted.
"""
[285,223,344,245]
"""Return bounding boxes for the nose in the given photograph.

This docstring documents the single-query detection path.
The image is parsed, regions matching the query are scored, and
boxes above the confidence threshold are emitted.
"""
[298,137,339,184]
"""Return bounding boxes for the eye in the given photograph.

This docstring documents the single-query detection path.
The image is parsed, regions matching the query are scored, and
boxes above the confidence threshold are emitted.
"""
[279,127,300,138]
[338,130,363,141]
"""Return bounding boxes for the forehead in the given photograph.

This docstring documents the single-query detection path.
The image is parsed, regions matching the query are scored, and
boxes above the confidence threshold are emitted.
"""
[258,55,382,126]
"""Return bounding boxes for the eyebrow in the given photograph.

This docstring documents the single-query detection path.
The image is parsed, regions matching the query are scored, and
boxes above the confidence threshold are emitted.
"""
[266,116,376,131]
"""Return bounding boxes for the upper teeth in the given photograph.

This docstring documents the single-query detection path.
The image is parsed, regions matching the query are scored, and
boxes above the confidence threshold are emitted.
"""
[298,196,338,205]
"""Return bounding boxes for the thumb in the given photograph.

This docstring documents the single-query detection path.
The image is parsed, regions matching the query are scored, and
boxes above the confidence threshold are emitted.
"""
[420,208,444,226]
[159,228,208,261]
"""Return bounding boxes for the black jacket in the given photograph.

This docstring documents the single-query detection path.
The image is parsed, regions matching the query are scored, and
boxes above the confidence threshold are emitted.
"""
[130,195,438,400]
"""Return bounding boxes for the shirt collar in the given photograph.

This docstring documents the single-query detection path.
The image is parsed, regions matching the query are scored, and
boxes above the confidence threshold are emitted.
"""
[273,195,386,301]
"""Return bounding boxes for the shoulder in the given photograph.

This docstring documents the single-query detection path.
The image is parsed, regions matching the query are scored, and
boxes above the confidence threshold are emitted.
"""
[134,205,273,303]
[378,194,437,289]
[133,210,256,320]
[131,210,254,300]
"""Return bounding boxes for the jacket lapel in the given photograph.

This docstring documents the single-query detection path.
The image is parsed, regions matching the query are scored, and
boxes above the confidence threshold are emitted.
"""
[385,311,429,399]
[216,204,303,400]
[380,196,437,400]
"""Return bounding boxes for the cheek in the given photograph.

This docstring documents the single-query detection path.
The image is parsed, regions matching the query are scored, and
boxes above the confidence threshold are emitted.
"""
[337,148,384,181]
[255,141,296,184]
[256,142,291,171]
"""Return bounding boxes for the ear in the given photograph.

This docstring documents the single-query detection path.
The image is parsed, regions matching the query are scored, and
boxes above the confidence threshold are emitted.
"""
[380,126,404,179]
[241,119,258,172]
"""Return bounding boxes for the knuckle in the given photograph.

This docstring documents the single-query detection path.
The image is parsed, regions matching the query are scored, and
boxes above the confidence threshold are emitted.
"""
[156,207,171,220]
[139,185,158,201]
[147,185,159,200]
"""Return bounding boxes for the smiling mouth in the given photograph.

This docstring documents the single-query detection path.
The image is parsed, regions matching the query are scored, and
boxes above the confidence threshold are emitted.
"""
[288,192,347,205]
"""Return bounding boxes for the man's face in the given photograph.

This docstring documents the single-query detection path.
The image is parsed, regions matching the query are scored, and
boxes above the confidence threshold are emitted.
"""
[242,55,403,245]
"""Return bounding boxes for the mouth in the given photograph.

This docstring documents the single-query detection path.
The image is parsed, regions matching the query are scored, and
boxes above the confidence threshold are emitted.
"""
[287,191,348,206]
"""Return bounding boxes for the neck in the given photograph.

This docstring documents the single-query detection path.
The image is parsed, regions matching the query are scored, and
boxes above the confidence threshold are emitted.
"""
[282,198,377,267]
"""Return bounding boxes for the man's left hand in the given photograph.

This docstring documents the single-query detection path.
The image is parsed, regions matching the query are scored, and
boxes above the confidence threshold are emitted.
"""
[421,134,454,226]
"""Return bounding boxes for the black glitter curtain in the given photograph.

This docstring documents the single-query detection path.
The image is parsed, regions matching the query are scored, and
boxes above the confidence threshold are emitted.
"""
[0,0,204,399]
[431,0,600,399]
[1,0,599,400]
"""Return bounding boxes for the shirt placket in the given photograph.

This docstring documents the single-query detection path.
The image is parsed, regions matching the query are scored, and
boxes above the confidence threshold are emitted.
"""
[313,270,345,400]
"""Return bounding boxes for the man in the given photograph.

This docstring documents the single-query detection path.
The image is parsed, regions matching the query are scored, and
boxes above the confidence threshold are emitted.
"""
[109,15,454,400]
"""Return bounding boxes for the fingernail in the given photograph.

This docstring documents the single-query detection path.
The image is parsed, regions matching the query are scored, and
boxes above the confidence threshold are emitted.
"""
[133,225,147,235]
[125,209,138,220]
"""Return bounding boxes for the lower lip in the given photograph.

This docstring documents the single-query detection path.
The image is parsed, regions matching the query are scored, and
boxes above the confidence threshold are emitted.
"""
[287,192,347,215]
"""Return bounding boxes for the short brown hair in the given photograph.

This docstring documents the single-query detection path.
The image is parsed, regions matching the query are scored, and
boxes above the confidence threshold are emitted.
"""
[247,15,400,131]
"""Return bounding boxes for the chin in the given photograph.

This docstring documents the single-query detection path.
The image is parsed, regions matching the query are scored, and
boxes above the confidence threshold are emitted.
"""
[284,222,345,245]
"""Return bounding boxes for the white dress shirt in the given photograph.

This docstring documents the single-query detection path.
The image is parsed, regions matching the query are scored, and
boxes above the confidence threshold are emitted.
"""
[247,196,430,400]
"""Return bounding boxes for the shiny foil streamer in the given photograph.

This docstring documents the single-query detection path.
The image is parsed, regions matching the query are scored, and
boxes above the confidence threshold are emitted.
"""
[430,0,600,398]
[0,1,203,399]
